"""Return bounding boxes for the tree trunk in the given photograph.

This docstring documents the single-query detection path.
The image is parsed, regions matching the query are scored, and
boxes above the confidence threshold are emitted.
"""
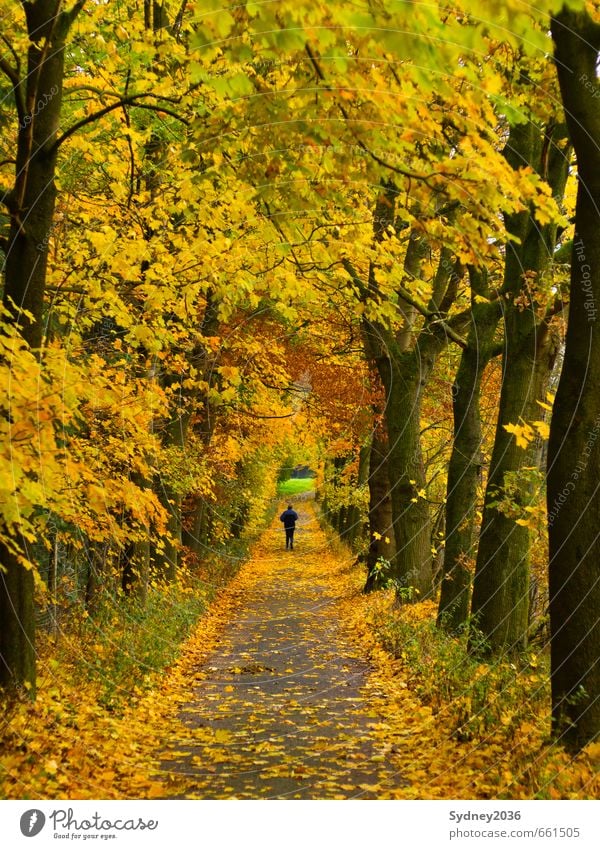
[85,541,106,616]
[364,420,397,591]
[0,546,36,694]
[152,411,189,582]
[357,215,434,598]
[547,7,600,749]
[343,443,369,547]
[182,499,211,555]
[470,118,569,654]
[437,283,500,631]
[354,183,465,601]
[0,0,84,694]
[181,292,220,557]
[471,306,560,652]
[382,350,434,597]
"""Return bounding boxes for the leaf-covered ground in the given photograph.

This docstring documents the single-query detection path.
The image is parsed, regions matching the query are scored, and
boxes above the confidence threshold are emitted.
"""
[159,506,410,798]
[1,501,597,799]
[154,503,598,799]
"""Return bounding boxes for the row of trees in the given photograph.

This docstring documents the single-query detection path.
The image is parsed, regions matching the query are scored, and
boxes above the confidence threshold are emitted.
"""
[0,1,598,752]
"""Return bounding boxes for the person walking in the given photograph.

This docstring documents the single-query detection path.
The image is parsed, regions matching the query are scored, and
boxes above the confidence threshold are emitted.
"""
[280,504,299,550]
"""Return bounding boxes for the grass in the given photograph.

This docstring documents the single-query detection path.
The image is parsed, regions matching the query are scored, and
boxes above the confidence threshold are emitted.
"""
[277,477,316,496]
[69,577,209,713]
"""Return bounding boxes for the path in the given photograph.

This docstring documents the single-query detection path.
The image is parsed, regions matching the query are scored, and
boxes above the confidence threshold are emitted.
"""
[158,501,411,799]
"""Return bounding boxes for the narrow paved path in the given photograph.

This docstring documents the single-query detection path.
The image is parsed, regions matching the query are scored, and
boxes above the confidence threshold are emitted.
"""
[158,501,410,799]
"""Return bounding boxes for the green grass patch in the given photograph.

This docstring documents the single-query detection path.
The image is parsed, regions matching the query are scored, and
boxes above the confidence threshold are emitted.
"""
[277,477,315,496]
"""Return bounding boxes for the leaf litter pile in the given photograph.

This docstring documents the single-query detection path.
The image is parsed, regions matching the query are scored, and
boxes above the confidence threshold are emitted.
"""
[1,502,597,799]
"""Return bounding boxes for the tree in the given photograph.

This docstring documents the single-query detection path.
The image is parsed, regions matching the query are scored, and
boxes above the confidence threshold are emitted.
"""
[548,3,600,750]
[437,268,501,630]
[353,206,465,598]
[0,0,86,694]
[470,115,569,653]
[0,0,200,688]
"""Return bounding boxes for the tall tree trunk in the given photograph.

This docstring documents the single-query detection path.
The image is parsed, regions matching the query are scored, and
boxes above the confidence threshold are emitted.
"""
[547,7,600,750]
[470,119,569,654]
[471,322,558,650]
[153,409,190,582]
[364,419,397,591]
[382,349,435,596]
[355,194,440,599]
[0,0,84,694]
[335,445,368,546]
[438,276,501,631]
[0,546,36,694]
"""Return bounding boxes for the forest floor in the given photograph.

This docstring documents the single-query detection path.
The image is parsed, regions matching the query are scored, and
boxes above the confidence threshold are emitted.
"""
[1,501,597,800]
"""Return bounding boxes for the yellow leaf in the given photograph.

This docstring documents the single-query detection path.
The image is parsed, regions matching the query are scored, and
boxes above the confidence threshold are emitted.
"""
[504,421,534,449]
[214,730,232,743]
[584,741,600,763]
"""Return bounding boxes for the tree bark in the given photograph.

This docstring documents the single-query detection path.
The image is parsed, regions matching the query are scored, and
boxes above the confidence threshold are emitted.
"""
[0,0,84,695]
[364,421,397,591]
[381,348,435,596]
[356,188,455,600]
[547,7,600,749]
[470,119,569,653]
[181,291,220,557]
[437,273,500,631]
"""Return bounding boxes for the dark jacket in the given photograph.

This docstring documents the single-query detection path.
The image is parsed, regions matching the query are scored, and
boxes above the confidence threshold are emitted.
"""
[280,508,298,529]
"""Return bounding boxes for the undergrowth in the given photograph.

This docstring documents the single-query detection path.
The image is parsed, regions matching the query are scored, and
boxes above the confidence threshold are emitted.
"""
[0,575,209,800]
[359,593,599,798]
[371,598,549,743]
[65,576,209,713]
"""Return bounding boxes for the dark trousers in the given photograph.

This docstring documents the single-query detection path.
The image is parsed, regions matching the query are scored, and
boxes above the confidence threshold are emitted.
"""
[285,527,295,549]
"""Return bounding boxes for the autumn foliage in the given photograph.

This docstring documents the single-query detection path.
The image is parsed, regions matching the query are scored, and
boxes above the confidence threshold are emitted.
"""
[0,0,599,800]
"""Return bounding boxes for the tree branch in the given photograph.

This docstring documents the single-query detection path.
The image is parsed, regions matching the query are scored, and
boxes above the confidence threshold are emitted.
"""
[545,296,567,320]
[343,256,468,348]
[238,410,295,419]
[341,257,366,293]
[304,41,440,187]
[0,55,18,87]
[62,0,87,30]
[0,52,25,121]
[50,93,188,152]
